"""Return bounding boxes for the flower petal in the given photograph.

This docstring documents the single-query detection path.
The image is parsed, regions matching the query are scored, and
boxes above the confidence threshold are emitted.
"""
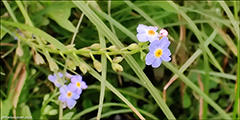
[159,37,170,49]
[60,86,67,94]
[58,94,67,102]
[137,33,149,42]
[48,75,56,82]
[77,88,82,95]
[137,24,148,33]
[67,99,77,109]
[54,82,61,88]
[145,52,156,65]
[72,92,80,99]
[148,35,159,43]
[68,83,77,92]
[81,82,88,89]
[58,72,63,77]
[161,49,171,61]
[152,57,162,68]
[148,26,158,31]
[149,40,160,52]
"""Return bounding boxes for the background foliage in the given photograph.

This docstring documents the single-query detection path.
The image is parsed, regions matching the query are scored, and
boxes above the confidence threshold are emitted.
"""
[1,1,239,120]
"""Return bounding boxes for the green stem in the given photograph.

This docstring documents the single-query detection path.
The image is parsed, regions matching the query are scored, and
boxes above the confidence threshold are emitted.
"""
[96,29,107,120]
[232,1,240,119]
[73,1,176,119]
[3,1,18,22]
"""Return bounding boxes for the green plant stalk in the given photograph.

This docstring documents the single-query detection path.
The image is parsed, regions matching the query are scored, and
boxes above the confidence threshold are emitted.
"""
[219,1,239,39]
[72,1,176,119]
[203,50,210,118]
[15,0,56,72]
[190,70,237,80]
[96,30,107,120]
[59,101,63,120]
[108,0,116,35]
[3,1,19,22]
[162,62,231,119]
[232,1,240,119]
[168,1,224,73]
[72,103,158,120]
[73,1,230,118]
[91,109,133,119]
[87,84,150,103]
[1,14,230,119]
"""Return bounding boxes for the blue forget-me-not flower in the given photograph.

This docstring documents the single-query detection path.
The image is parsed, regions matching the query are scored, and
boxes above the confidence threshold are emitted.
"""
[145,37,171,68]
[58,85,80,109]
[48,72,64,87]
[69,75,88,95]
[136,24,159,42]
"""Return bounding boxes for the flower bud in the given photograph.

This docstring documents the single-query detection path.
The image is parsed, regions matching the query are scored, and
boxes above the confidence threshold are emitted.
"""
[16,45,23,57]
[108,45,118,52]
[66,44,76,50]
[159,29,168,37]
[127,43,138,50]
[79,63,89,74]
[33,87,40,93]
[66,59,76,70]
[90,43,101,50]
[140,51,146,61]
[93,60,102,72]
[34,52,45,65]
[48,44,57,50]
[111,63,123,72]
[49,59,59,71]
[112,56,123,63]
[80,48,91,57]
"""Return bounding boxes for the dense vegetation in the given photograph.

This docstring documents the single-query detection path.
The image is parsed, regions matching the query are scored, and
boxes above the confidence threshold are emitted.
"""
[1,1,239,120]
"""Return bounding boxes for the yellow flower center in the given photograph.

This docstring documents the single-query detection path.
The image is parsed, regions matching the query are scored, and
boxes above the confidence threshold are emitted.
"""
[76,82,81,87]
[155,49,163,58]
[148,30,155,36]
[67,91,72,98]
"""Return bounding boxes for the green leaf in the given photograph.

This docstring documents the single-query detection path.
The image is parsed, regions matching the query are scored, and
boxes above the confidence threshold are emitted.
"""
[183,92,191,108]
[83,98,93,109]
[43,94,50,104]
[1,27,7,39]
[63,112,74,119]
[48,109,58,115]
[20,104,32,120]
[47,2,76,33]
[43,105,52,115]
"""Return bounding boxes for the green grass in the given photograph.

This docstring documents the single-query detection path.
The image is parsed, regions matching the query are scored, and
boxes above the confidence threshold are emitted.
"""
[1,1,239,119]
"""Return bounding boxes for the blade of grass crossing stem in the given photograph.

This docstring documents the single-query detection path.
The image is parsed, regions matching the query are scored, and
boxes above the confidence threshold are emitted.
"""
[72,1,176,119]
[1,20,145,120]
[96,29,107,119]
[203,46,210,118]
[72,1,230,118]
[168,1,224,73]
[219,1,239,39]
[233,1,240,119]
[3,1,19,22]
[220,1,239,119]
[72,103,158,120]
[163,62,231,119]
[170,29,218,84]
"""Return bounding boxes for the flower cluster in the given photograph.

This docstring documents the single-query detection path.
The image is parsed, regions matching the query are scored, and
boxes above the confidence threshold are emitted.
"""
[48,72,87,109]
[136,24,171,68]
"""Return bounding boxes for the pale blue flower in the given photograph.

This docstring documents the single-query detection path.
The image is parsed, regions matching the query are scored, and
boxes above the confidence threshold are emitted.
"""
[48,73,64,87]
[68,75,88,95]
[58,85,80,109]
[145,37,171,68]
[136,24,159,42]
